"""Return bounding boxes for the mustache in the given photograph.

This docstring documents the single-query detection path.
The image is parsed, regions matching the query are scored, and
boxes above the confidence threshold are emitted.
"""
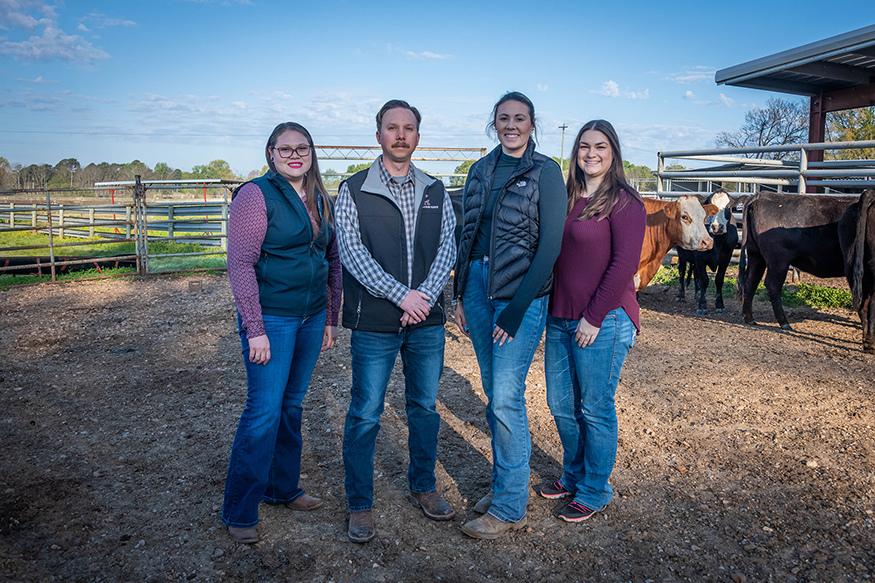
[391,141,411,148]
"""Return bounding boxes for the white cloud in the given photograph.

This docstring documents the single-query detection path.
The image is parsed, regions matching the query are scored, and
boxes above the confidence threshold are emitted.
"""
[684,91,735,108]
[591,80,649,100]
[666,66,716,84]
[80,14,136,29]
[0,2,109,63]
[387,44,452,60]
[594,80,620,97]
[0,0,55,31]
[537,83,548,92]
[17,75,57,83]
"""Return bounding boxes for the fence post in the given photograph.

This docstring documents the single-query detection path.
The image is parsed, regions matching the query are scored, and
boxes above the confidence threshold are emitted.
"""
[167,203,175,241]
[125,206,132,239]
[89,208,95,237]
[798,147,808,195]
[31,207,36,228]
[657,153,665,197]
[7,202,13,227]
[45,188,57,281]
[134,176,149,275]
[221,198,229,252]
[58,207,65,239]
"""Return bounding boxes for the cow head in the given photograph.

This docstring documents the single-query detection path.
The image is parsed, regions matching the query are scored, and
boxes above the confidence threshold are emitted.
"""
[704,190,733,236]
[676,195,715,251]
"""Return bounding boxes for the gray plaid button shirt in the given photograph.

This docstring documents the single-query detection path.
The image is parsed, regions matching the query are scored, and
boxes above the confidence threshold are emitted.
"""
[335,157,456,308]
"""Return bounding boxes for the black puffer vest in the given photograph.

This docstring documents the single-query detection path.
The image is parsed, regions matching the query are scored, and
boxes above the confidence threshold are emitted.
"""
[340,170,447,332]
[455,141,554,300]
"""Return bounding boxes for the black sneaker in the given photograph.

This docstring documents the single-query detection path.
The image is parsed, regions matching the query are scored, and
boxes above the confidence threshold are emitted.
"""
[539,480,573,499]
[559,501,597,522]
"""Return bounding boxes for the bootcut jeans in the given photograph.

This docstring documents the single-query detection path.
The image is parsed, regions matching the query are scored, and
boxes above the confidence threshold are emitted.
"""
[222,310,326,528]
[342,324,445,512]
[462,257,548,524]
[544,308,636,512]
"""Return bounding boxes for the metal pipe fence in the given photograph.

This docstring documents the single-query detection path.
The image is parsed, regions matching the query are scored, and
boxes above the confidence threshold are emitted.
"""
[0,176,239,282]
[654,140,875,198]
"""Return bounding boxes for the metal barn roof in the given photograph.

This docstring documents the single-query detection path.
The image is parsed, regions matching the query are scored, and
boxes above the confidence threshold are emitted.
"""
[716,24,875,96]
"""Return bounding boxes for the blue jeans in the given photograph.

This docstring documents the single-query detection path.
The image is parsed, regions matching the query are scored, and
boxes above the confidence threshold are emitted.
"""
[544,308,636,511]
[462,258,548,523]
[342,324,445,511]
[222,310,326,528]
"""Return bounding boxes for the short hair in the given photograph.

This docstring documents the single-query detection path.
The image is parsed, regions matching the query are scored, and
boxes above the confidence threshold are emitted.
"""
[375,99,421,132]
[486,91,539,143]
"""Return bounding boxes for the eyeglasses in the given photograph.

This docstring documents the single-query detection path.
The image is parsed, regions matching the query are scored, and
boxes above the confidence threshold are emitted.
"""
[274,145,311,158]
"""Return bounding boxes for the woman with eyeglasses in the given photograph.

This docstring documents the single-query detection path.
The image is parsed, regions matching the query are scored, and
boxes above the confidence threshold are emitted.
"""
[222,122,341,543]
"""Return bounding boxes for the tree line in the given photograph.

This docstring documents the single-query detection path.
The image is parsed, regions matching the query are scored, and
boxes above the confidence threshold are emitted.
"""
[0,157,249,192]
[3,104,871,192]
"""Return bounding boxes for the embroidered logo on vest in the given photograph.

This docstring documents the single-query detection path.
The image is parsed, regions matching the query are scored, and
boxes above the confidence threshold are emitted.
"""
[422,191,439,209]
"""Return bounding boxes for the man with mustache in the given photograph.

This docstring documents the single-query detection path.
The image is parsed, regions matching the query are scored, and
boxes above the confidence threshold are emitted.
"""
[335,99,457,543]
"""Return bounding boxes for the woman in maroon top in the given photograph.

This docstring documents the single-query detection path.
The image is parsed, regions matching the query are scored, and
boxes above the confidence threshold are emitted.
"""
[222,122,342,543]
[540,120,646,523]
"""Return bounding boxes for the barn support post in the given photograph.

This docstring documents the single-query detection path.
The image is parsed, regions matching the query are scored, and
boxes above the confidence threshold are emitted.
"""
[807,93,827,193]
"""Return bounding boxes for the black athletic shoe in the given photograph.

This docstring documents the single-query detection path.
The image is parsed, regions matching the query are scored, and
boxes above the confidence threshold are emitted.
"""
[539,480,573,499]
[559,501,597,522]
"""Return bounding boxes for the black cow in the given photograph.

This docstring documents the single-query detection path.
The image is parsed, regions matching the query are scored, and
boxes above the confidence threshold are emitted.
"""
[838,189,875,353]
[675,190,739,315]
[738,191,856,329]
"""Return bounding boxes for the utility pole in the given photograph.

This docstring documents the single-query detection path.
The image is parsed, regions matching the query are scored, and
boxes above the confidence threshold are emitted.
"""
[558,124,568,173]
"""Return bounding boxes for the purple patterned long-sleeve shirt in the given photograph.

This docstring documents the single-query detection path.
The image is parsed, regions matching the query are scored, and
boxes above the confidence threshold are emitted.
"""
[227,181,342,339]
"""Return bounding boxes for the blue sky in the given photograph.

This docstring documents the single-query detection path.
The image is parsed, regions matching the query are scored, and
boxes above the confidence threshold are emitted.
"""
[0,0,872,177]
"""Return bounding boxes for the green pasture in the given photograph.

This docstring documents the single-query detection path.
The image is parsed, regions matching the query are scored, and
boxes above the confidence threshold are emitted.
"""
[651,265,853,309]
[0,230,226,286]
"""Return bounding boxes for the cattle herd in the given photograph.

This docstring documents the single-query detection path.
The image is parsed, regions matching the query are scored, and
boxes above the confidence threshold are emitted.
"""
[446,187,874,353]
[642,188,874,354]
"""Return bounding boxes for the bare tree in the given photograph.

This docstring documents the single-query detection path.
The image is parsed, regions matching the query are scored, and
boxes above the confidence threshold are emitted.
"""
[715,97,808,160]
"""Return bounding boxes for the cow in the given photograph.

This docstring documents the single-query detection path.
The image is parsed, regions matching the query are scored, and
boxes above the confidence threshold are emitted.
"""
[838,189,875,353]
[634,195,716,291]
[675,189,740,315]
[737,191,857,330]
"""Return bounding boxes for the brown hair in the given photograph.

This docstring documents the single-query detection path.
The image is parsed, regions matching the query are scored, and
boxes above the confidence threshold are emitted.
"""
[265,122,333,227]
[375,99,421,132]
[566,119,642,221]
[486,91,538,143]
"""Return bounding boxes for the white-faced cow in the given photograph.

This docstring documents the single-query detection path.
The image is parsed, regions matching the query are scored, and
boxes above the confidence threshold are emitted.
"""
[634,195,716,291]
[675,189,740,314]
[738,191,857,330]
[838,189,875,353]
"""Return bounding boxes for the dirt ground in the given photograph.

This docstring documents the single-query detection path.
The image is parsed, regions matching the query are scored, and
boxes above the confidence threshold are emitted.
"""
[1,272,873,583]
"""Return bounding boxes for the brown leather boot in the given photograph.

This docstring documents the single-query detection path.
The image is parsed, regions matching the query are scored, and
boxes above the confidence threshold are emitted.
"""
[409,490,456,521]
[348,510,375,543]
[461,513,527,540]
[285,493,322,511]
[227,526,259,544]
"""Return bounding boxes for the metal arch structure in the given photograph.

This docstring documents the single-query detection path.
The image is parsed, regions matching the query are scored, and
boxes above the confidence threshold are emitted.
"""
[314,146,487,162]
[716,24,875,177]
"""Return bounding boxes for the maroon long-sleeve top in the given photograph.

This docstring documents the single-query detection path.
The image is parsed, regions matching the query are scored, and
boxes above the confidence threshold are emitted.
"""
[227,182,342,339]
[550,190,646,331]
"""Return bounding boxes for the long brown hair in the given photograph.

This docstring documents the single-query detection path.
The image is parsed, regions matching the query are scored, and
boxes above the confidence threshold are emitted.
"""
[265,122,333,227]
[566,119,642,221]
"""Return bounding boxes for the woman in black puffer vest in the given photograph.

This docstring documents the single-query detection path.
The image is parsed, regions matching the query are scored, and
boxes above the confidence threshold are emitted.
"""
[453,92,566,539]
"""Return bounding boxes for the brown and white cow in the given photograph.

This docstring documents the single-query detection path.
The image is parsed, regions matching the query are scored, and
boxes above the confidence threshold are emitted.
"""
[634,195,716,291]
